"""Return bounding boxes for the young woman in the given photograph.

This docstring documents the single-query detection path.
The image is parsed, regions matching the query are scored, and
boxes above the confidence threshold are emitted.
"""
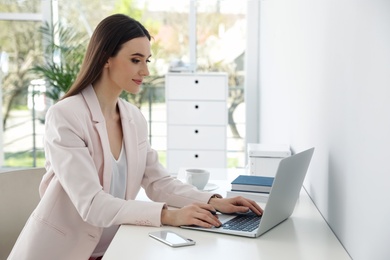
[9,14,262,260]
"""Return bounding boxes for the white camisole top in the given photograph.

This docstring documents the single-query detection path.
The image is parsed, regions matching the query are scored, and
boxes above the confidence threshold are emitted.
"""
[91,142,127,257]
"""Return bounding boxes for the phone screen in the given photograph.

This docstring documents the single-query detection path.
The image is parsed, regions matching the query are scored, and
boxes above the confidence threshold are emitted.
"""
[164,231,189,244]
[149,231,196,247]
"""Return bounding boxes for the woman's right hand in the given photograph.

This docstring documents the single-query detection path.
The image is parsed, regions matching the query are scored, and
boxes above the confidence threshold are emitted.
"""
[161,203,222,228]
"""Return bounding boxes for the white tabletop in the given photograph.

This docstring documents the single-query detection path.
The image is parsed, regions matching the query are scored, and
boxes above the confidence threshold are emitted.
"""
[103,168,351,260]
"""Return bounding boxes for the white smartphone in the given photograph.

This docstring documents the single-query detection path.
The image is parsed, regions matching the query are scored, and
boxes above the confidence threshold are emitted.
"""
[148,230,196,247]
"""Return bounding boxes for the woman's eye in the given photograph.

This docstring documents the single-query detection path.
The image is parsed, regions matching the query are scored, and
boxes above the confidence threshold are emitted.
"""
[131,58,150,64]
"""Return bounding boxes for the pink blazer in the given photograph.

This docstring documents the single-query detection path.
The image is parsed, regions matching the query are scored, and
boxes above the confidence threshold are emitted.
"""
[9,85,214,260]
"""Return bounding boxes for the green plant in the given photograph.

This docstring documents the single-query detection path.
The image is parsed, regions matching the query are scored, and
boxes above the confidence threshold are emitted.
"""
[31,22,87,101]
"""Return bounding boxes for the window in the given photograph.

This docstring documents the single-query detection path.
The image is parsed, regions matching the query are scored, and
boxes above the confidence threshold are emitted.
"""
[0,0,45,167]
[1,0,247,168]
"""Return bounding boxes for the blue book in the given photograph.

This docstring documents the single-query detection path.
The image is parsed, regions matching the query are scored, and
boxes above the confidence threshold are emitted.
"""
[231,175,274,193]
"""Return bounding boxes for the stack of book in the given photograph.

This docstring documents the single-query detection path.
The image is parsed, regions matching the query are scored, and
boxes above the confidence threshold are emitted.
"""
[226,175,274,203]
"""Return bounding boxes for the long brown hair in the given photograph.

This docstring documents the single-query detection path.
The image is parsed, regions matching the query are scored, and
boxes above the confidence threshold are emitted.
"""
[61,14,151,99]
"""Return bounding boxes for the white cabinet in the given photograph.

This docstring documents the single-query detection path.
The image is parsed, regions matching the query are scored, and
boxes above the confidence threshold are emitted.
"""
[166,73,228,174]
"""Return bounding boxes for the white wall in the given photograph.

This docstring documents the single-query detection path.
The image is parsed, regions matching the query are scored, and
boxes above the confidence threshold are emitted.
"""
[258,1,390,259]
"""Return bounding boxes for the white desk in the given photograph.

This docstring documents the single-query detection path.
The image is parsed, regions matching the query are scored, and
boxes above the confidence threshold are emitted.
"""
[103,168,351,260]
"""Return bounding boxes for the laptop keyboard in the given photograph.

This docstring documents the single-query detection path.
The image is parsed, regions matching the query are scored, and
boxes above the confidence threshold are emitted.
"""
[222,212,262,232]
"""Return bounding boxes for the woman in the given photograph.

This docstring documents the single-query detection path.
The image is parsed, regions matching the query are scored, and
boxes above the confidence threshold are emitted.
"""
[9,14,262,260]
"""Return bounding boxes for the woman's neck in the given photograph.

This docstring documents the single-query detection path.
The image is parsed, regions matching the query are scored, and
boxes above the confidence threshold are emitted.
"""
[92,80,121,119]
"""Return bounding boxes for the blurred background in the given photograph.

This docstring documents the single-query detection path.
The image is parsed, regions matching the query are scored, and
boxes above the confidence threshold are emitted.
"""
[0,0,248,168]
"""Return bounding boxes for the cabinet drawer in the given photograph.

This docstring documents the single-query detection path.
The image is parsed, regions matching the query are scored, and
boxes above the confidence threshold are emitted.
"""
[167,126,226,150]
[167,150,226,174]
[166,74,227,100]
[167,101,226,125]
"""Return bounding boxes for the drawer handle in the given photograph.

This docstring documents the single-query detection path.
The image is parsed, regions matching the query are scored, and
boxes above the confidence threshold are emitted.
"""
[194,79,199,84]
[194,154,199,158]
[194,129,199,134]
[194,105,199,109]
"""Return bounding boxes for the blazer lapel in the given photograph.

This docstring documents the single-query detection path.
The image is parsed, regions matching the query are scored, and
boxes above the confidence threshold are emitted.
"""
[81,85,113,193]
[117,100,140,199]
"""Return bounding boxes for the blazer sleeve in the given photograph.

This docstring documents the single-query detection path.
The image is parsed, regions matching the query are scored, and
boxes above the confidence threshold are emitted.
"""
[141,144,217,208]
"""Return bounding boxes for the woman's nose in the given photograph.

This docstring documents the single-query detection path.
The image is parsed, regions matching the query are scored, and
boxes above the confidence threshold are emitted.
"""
[140,64,150,76]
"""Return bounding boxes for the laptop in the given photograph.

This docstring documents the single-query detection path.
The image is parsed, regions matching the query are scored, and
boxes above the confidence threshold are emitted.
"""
[181,147,315,238]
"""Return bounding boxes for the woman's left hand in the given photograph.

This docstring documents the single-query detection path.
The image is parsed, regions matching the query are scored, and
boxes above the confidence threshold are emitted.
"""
[208,196,263,216]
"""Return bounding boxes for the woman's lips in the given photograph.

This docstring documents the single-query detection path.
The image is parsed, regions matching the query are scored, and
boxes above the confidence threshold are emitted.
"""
[133,79,143,85]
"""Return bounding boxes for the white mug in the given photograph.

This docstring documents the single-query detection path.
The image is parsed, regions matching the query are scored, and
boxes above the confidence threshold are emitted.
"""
[185,169,210,190]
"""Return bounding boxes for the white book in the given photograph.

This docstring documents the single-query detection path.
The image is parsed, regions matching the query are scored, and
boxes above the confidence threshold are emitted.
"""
[226,190,269,203]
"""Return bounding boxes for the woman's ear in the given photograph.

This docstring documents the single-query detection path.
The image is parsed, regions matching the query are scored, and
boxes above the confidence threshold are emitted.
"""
[104,58,111,68]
